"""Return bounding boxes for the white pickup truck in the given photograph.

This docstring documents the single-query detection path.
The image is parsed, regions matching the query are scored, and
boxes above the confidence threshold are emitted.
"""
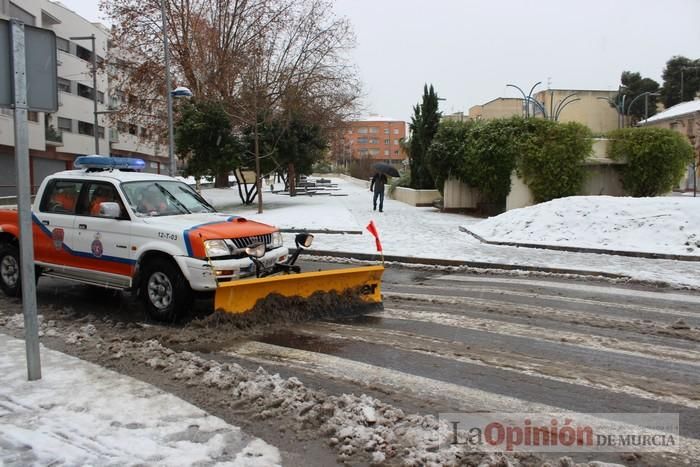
[0,156,289,320]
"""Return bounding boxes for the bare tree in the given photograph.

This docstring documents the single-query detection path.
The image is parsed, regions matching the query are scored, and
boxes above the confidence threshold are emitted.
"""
[102,0,361,208]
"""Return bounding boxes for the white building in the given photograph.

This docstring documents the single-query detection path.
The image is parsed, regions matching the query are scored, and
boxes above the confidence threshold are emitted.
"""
[0,0,167,197]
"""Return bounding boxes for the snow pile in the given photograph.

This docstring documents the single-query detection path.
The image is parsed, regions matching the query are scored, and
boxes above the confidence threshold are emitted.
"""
[0,333,280,467]
[469,196,700,256]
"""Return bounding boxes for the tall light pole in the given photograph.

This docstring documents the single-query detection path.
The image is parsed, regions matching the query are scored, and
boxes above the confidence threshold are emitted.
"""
[70,34,98,154]
[160,0,176,176]
[506,82,546,118]
[626,91,660,123]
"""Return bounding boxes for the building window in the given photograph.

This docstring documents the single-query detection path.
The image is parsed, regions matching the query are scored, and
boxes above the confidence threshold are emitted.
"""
[128,124,137,136]
[357,127,368,134]
[384,150,389,156]
[78,121,95,136]
[357,137,368,144]
[394,150,399,155]
[369,127,378,134]
[75,44,93,62]
[393,128,399,134]
[77,83,94,100]
[57,117,72,133]
[384,128,389,134]
[57,78,71,93]
[27,111,39,122]
[393,139,399,145]
[358,149,369,156]
[368,148,379,156]
[369,138,378,144]
[97,126,105,139]
[384,139,390,145]
[97,91,105,104]
[56,37,70,53]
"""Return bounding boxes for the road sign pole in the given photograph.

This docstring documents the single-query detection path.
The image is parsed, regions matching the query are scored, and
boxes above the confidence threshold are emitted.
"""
[10,19,41,381]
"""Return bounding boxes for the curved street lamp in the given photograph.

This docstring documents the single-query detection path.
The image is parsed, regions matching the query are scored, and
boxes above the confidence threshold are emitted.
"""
[506,82,546,118]
[627,91,660,123]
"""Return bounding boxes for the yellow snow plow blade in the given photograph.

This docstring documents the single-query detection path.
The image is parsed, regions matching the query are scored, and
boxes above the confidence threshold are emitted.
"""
[214,265,384,315]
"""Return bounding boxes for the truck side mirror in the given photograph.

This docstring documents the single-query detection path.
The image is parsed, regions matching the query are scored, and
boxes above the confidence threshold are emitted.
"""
[98,202,121,219]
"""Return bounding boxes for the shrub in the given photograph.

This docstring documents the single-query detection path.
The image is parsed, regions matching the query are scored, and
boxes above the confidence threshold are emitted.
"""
[426,120,472,194]
[517,120,593,202]
[607,127,694,196]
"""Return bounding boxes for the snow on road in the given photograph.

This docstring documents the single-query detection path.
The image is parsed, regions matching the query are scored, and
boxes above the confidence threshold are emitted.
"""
[203,177,700,289]
[468,196,700,256]
[0,333,280,467]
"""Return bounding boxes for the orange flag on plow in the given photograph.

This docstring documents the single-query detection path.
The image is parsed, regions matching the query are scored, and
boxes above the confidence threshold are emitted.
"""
[366,220,383,253]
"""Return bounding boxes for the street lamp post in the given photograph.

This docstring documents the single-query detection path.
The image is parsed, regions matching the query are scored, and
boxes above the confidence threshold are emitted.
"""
[506,82,546,118]
[626,91,660,123]
[160,0,176,176]
[70,34,99,154]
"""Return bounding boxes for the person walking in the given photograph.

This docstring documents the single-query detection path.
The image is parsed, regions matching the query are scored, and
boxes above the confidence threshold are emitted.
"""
[370,172,388,212]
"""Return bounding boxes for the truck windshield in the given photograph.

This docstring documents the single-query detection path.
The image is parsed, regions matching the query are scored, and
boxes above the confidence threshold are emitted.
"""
[121,180,217,217]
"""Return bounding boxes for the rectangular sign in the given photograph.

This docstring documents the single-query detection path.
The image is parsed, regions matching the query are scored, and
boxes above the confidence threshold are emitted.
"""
[0,19,58,112]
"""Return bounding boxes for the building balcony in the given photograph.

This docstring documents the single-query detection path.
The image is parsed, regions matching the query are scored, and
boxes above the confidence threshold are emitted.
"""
[45,126,64,146]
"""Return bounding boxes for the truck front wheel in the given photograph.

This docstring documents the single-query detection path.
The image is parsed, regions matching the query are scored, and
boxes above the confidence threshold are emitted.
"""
[0,244,21,297]
[139,258,192,322]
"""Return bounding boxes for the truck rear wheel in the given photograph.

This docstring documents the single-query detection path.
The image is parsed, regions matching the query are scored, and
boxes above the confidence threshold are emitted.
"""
[0,243,21,297]
[139,258,192,322]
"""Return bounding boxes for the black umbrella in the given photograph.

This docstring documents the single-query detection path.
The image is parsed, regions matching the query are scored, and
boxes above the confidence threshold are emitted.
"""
[372,162,400,177]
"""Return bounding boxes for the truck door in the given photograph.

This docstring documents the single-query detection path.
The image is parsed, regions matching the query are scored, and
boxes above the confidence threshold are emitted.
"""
[72,181,134,288]
[34,179,81,269]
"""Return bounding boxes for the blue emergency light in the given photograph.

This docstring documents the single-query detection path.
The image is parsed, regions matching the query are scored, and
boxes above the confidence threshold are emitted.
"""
[74,155,146,171]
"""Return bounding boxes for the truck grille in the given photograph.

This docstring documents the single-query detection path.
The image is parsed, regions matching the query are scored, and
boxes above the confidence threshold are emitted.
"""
[231,234,272,249]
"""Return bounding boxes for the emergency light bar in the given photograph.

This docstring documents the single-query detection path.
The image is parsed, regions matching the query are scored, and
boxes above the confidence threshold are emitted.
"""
[74,155,146,171]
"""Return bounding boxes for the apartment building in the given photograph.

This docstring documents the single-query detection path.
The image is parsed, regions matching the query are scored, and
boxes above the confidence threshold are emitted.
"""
[334,115,407,167]
[0,0,166,197]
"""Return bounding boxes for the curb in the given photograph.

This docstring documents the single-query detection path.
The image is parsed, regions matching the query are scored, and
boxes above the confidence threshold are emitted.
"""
[280,228,362,235]
[294,248,630,280]
[459,226,700,262]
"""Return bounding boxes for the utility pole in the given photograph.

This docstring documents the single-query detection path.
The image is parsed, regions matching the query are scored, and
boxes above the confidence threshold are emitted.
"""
[160,0,176,176]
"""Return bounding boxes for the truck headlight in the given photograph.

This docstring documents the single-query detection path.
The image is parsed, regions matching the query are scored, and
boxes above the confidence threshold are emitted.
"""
[270,231,283,248]
[204,239,230,257]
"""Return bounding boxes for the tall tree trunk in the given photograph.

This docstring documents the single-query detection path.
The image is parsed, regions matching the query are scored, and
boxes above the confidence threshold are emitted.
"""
[215,170,228,188]
[288,162,296,196]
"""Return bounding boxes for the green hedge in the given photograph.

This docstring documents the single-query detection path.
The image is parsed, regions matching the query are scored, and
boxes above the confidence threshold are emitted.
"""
[427,117,593,206]
[607,127,694,196]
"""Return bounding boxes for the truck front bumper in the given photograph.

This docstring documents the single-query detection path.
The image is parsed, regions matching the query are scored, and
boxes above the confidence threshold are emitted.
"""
[174,247,289,291]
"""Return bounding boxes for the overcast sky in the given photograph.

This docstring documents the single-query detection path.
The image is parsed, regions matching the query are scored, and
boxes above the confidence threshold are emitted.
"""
[59,0,700,121]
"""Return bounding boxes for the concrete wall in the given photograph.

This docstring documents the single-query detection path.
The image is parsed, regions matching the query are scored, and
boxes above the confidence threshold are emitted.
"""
[443,177,479,209]
[391,187,440,207]
[506,172,535,211]
[535,89,619,135]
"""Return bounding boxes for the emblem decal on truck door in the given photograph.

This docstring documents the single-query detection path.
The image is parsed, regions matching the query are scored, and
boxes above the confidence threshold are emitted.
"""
[51,228,64,251]
[91,233,104,258]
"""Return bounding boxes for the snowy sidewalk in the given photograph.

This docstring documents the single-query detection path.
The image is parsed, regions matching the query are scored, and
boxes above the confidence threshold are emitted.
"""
[203,177,700,289]
[0,333,280,466]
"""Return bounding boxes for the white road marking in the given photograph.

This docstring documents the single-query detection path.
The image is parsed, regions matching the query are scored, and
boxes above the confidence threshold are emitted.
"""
[385,284,700,320]
[374,307,700,366]
[429,275,700,305]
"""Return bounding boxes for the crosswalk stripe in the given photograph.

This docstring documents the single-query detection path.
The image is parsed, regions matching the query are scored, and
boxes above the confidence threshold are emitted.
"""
[375,307,700,367]
[292,322,700,410]
[384,284,700,320]
[429,275,700,305]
